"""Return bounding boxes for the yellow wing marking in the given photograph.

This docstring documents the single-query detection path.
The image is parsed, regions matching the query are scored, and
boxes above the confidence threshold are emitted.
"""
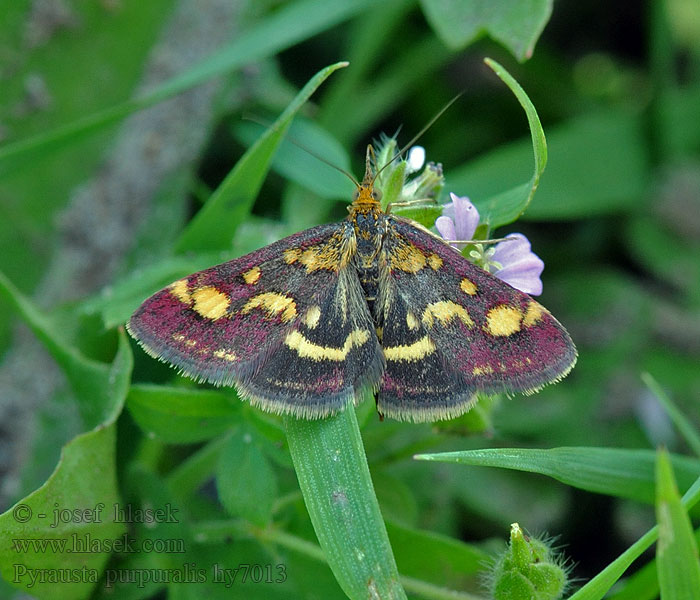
[241,292,297,323]
[485,304,523,337]
[284,329,370,361]
[383,336,436,362]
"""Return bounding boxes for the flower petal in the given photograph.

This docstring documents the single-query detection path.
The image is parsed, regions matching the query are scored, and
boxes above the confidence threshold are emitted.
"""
[435,216,456,240]
[449,193,479,241]
[407,146,426,173]
[492,233,544,295]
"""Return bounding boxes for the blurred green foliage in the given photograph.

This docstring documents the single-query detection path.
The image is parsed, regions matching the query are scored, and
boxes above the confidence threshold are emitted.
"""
[1,1,699,599]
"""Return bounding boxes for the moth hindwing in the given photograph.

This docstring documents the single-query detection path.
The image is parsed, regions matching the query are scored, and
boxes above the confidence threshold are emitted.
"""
[128,146,576,422]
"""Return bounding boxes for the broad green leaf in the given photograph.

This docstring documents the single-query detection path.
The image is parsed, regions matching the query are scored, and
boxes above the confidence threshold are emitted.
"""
[0,272,132,598]
[567,475,700,600]
[0,270,132,429]
[471,58,548,228]
[643,373,700,458]
[414,446,700,504]
[655,448,700,598]
[216,429,279,527]
[0,423,125,600]
[127,385,239,444]
[174,61,348,253]
[0,330,131,600]
[419,0,552,61]
[284,405,407,600]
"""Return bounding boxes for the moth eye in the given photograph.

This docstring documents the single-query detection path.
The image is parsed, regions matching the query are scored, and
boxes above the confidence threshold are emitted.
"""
[372,189,382,201]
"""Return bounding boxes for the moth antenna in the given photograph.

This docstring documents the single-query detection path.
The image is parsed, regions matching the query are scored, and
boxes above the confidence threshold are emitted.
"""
[372,93,463,184]
[242,114,361,188]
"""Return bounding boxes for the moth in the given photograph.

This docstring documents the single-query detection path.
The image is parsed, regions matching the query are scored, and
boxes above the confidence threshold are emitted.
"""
[128,148,576,422]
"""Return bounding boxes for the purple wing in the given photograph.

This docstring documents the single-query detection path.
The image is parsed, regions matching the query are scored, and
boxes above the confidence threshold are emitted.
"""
[375,216,577,422]
[128,222,383,418]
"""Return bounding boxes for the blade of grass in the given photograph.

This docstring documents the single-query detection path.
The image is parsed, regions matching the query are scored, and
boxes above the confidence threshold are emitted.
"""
[643,372,700,457]
[655,448,700,598]
[284,404,407,599]
[174,61,348,253]
[414,446,700,504]
[606,527,700,600]
[568,474,700,600]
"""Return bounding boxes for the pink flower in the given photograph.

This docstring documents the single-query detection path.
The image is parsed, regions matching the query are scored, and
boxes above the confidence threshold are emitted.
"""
[491,234,544,295]
[435,194,544,295]
[435,193,479,249]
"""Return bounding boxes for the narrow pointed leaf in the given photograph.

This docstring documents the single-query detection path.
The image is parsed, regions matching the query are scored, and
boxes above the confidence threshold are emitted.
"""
[414,446,700,504]
[284,406,406,600]
[470,58,547,228]
[175,61,348,253]
[568,475,700,600]
[655,448,700,598]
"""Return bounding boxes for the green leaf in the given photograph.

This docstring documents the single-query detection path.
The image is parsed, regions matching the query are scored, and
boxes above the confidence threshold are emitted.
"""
[126,384,239,444]
[0,328,132,600]
[471,58,547,228]
[0,270,132,429]
[419,0,552,61]
[655,448,700,598]
[391,204,444,228]
[566,475,700,600]
[0,423,125,600]
[414,446,700,504]
[166,435,231,501]
[174,61,348,253]
[0,271,132,598]
[216,428,279,527]
[284,405,407,600]
[0,0,176,333]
